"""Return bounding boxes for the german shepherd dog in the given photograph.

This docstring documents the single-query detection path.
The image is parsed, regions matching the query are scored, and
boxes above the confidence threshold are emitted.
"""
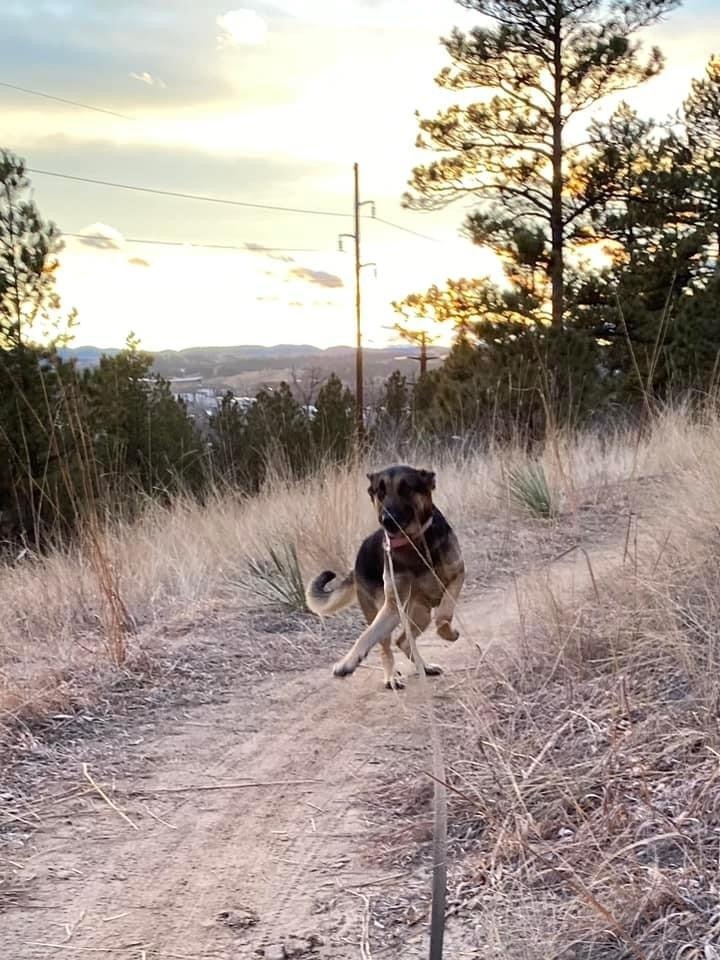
[305,465,465,689]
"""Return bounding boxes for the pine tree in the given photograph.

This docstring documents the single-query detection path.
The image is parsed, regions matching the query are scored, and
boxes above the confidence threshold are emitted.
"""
[243,383,310,488]
[0,151,76,544]
[377,370,410,437]
[569,104,709,400]
[682,55,720,270]
[210,392,248,486]
[405,0,680,326]
[312,373,354,461]
[0,151,62,346]
[83,335,205,501]
[394,276,537,339]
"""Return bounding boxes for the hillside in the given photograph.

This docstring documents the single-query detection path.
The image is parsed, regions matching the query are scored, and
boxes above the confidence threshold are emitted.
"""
[60,343,449,394]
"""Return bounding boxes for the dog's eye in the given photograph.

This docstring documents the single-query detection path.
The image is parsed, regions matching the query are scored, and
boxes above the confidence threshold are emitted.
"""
[376,481,386,500]
[397,480,409,497]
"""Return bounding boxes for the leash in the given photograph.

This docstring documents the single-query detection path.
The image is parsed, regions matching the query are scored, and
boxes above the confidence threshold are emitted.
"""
[385,536,447,960]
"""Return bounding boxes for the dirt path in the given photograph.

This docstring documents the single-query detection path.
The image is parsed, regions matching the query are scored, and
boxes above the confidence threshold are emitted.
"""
[0,540,627,959]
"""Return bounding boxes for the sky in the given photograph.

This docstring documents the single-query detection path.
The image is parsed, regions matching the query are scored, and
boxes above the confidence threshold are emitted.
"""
[2,0,718,351]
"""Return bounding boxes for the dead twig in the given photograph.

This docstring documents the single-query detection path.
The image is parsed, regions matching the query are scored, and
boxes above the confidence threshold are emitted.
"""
[126,778,322,797]
[82,764,138,832]
[349,890,373,960]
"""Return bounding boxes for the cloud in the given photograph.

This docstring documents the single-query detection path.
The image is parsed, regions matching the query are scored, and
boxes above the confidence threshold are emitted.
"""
[290,267,344,289]
[77,223,125,250]
[128,256,151,267]
[130,70,167,88]
[216,9,268,47]
[245,242,295,263]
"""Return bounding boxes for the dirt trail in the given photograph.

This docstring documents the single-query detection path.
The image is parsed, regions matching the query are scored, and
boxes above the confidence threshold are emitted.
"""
[0,541,625,959]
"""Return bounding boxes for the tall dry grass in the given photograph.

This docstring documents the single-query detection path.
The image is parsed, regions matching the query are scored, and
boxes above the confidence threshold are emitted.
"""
[0,407,709,727]
[427,409,720,959]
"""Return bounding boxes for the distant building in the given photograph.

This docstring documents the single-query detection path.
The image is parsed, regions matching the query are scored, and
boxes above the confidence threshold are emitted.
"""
[231,396,256,412]
[164,376,222,412]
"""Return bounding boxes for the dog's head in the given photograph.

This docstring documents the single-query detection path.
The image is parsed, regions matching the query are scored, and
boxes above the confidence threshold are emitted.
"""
[366,465,436,548]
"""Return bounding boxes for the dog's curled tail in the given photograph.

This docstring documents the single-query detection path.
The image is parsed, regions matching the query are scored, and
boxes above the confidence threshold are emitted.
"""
[305,569,356,616]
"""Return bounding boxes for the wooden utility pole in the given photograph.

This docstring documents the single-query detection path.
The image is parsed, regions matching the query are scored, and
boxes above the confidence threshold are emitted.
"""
[417,331,429,376]
[339,163,374,446]
[392,328,438,378]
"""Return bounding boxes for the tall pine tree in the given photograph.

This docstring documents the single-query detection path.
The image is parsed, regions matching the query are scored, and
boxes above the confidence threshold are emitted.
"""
[405,0,681,326]
[683,55,720,271]
[570,103,710,400]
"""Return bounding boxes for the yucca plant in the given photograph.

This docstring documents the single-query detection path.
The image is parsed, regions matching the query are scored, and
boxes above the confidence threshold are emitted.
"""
[247,541,306,612]
[507,461,557,518]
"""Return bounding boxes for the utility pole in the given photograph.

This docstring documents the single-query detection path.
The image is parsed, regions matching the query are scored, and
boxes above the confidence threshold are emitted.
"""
[389,327,438,378]
[417,331,431,377]
[339,163,375,446]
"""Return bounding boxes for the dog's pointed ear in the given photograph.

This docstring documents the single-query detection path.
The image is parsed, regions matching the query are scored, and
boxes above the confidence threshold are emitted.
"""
[418,469,436,492]
[366,472,378,498]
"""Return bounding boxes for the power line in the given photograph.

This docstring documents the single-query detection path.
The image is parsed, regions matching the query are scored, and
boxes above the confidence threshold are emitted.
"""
[60,232,326,254]
[5,79,446,242]
[27,168,445,241]
[373,215,442,243]
[27,168,352,219]
[0,81,131,120]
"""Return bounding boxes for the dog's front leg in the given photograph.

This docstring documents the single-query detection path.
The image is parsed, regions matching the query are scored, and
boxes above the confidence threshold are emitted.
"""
[435,569,465,643]
[332,601,400,679]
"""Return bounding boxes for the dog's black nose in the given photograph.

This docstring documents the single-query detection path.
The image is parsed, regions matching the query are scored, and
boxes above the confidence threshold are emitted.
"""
[380,510,399,531]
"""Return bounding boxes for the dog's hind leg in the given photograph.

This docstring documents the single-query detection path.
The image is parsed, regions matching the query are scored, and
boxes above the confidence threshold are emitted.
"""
[435,570,465,643]
[396,603,442,677]
[332,602,400,680]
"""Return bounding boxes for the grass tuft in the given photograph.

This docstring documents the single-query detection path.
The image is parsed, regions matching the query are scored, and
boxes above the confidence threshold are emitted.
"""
[247,541,306,612]
[507,461,557,518]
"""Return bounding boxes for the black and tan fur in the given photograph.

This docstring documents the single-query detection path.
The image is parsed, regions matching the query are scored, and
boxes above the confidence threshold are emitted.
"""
[305,465,465,689]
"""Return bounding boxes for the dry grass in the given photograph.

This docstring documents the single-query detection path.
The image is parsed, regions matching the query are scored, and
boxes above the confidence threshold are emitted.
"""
[3,407,720,953]
[0,408,706,732]
[366,409,720,958]
[0,869,30,912]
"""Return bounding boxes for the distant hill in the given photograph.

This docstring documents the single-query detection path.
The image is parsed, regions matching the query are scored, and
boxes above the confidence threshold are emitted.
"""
[58,345,121,369]
[60,343,448,394]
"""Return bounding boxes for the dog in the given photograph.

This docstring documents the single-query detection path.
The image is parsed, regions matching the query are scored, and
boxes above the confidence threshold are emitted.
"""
[305,465,465,689]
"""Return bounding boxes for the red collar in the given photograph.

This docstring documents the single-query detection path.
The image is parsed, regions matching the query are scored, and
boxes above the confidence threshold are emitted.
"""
[384,516,433,551]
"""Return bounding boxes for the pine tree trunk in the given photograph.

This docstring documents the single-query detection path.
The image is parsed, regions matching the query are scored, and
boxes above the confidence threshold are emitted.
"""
[550,4,564,328]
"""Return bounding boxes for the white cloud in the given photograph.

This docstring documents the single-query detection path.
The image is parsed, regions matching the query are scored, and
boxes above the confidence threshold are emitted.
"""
[216,9,268,48]
[77,223,125,250]
[289,266,343,289]
[130,71,167,88]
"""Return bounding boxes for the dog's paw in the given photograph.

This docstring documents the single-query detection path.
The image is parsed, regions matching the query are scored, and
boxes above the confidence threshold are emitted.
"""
[384,673,405,691]
[424,663,443,677]
[437,621,460,643]
[332,659,354,678]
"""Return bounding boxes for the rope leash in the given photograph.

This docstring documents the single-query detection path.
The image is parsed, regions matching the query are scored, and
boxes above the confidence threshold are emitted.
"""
[385,536,447,960]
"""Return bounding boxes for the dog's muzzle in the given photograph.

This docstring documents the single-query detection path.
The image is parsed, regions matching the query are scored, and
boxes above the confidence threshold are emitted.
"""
[383,515,433,551]
[380,510,401,532]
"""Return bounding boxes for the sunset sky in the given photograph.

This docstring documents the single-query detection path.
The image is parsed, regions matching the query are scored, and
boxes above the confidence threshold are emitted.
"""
[2,0,717,351]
